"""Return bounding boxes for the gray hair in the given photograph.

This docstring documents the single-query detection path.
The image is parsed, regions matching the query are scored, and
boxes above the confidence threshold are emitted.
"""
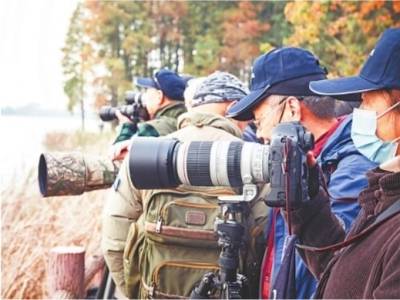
[268,94,336,119]
[301,96,336,119]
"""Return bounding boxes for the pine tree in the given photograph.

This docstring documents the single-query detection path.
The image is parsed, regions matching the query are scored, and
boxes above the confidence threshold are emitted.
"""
[62,3,87,130]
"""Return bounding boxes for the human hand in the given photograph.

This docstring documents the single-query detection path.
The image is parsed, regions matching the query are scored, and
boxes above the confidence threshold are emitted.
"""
[109,139,132,161]
[115,110,132,124]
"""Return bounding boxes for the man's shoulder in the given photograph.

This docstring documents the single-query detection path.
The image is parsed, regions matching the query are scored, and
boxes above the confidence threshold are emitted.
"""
[157,102,186,118]
[142,116,177,137]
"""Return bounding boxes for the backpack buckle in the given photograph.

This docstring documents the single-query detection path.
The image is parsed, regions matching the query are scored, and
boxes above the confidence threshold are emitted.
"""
[156,217,163,233]
[149,282,156,298]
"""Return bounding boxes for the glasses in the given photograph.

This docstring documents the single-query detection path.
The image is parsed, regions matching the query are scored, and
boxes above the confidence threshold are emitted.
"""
[253,96,289,129]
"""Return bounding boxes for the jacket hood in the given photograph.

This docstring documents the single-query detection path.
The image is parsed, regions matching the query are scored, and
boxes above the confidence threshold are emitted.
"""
[177,111,242,138]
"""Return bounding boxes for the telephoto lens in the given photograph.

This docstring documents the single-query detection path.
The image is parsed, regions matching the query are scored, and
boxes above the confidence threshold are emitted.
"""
[128,137,270,190]
[98,105,134,122]
[128,121,315,208]
[38,152,120,197]
[125,91,143,105]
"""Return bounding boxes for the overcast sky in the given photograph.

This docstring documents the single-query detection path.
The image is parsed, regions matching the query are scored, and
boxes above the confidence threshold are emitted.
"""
[0,0,78,109]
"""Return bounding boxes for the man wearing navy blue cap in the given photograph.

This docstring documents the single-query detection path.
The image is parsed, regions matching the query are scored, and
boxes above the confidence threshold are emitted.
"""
[110,69,187,160]
[227,47,376,299]
[281,28,400,298]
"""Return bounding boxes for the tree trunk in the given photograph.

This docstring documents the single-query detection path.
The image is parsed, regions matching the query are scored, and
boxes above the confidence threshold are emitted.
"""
[48,246,85,299]
[174,43,180,72]
[110,86,118,129]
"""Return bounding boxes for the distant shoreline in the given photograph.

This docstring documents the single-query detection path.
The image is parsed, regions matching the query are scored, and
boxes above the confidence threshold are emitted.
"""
[1,107,98,119]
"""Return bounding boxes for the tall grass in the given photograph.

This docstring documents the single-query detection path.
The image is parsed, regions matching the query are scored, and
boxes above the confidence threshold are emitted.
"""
[1,130,114,299]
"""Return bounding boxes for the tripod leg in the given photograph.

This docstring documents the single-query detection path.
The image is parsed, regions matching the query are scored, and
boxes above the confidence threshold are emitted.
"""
[95,265,115,299]
[190,272,217,299]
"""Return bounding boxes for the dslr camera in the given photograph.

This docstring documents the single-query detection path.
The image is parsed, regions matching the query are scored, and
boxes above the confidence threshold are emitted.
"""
[99,91,149,122]
[128,121,314,208]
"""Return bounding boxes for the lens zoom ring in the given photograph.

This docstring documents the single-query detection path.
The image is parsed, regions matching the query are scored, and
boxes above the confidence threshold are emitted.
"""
[187,141,213,186]
[227,142,243,187]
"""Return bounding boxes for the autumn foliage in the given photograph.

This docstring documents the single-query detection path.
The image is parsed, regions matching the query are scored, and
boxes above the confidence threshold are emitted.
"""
[62,1,398,113]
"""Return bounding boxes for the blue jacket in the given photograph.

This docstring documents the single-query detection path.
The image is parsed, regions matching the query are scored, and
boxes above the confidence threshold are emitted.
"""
[269,115,377,299]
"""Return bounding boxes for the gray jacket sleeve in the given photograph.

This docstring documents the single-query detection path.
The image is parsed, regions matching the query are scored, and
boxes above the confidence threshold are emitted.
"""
[101,156,143,294]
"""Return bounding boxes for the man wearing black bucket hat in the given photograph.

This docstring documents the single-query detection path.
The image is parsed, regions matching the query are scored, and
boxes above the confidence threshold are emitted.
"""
[283,28,400,299]
[227,47,376,298]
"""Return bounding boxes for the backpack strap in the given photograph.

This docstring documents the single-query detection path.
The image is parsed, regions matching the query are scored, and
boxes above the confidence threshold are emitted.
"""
[297,199,400,253]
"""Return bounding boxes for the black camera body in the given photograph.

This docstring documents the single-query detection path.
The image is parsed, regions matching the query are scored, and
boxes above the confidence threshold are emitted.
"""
[99,91,149,122]
[265,121,314,208]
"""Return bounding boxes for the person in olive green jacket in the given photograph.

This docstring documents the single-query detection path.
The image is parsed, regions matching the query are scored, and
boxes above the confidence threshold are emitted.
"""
[110,69,187,160]
[102,71,269,298]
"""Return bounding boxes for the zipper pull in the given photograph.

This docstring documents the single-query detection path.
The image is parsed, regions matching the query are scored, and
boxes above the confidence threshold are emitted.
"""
[156,217,163,233]
[272,289,277,300]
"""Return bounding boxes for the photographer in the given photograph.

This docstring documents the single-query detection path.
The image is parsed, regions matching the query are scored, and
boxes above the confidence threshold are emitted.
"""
[101,71,268,298]
[110,69,187,160]
[227,47,377,298]
[288,28,400,298]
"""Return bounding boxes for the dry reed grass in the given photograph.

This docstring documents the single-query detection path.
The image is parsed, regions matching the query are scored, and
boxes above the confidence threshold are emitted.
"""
[1,130,114,299]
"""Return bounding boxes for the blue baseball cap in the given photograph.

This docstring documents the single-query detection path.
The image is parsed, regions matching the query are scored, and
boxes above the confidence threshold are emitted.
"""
[227,47,328,121]
[310,28,400,101]
[135,69,186,101]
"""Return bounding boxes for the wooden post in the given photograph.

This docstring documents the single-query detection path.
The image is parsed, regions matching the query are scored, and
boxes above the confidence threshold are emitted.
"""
[48,246,85,299]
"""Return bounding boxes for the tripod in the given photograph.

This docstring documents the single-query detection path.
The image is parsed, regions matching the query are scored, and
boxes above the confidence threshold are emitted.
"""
[190,184,258,299]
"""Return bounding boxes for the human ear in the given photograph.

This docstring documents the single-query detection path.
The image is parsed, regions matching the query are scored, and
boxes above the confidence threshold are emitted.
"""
[226,101,237,112]
[156,90,164,105]
[287,97,301,121]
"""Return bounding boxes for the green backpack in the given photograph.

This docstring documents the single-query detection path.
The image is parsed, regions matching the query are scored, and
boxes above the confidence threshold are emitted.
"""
[123,187,267,299]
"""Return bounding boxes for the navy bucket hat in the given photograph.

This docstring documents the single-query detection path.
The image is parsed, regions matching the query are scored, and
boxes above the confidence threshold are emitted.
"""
[310,28,400,101]
[135,69,186,101]
[227,47,327,121]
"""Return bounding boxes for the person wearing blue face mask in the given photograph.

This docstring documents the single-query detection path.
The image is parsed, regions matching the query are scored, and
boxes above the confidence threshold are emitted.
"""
[310,28,400,162]
[351,91,400,163]
[281,28,400,299]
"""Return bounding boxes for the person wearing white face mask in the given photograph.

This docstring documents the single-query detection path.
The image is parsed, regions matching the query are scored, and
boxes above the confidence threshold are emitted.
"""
[283,28,400,299]
[310,28,400,163]
[351,92,400,163]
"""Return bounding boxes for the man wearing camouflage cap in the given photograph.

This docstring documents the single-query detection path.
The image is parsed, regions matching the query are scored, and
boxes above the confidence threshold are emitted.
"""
[102,71,269,298]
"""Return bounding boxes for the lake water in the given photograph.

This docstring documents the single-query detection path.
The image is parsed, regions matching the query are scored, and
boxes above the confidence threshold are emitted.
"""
[0,114,103,191]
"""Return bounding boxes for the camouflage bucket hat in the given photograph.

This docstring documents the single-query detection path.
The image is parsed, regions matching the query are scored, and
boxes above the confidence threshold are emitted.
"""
[191,71,249,107]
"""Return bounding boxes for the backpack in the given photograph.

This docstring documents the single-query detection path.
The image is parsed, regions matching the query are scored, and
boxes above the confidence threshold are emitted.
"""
[123,186,267,299]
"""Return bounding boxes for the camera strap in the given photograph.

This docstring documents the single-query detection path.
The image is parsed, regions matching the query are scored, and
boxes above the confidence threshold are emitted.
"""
[297,199,400,253]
